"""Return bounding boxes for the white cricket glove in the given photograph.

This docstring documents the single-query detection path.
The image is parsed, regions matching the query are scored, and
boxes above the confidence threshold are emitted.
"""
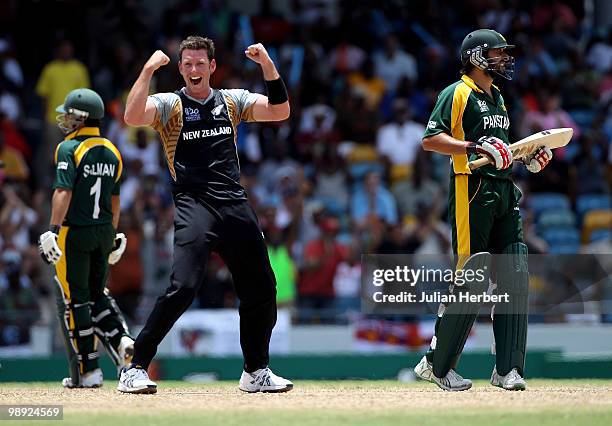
[108,233,127,265]
[467,136,513,170]
[38,228,62,265]
[522,146,553,173]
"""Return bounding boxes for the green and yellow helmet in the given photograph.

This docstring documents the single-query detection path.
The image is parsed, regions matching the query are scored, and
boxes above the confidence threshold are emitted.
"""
[55,88,105,134]
[460,29,515,80]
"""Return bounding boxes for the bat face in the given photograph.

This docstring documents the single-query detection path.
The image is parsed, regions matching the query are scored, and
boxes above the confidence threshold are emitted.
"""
[508,128,574,161]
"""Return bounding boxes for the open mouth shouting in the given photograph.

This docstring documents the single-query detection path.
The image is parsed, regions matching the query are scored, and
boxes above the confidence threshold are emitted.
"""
[189,76,203,86]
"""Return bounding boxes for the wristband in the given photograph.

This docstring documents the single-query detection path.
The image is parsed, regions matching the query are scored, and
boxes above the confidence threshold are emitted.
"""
[49,225,60,234]
[465,142,479,156]
[265,77,288,105]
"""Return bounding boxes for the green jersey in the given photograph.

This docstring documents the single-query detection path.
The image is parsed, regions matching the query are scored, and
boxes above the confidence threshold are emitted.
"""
[53,127,122,226]
[423,75,511,179]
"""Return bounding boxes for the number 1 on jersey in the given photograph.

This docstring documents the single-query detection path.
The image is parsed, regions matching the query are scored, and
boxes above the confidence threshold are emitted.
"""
[90,177,101,219]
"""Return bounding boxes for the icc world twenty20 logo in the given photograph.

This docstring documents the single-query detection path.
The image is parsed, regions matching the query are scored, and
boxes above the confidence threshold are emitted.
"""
[184,107,201,122]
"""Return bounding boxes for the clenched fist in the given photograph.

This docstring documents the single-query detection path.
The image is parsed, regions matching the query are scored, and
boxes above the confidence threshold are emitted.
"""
[244,43,272,65]
[145,50,170,72]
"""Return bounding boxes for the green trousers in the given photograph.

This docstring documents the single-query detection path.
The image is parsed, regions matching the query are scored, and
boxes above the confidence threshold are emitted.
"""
[54,224,130,384]
[426,174,529,378]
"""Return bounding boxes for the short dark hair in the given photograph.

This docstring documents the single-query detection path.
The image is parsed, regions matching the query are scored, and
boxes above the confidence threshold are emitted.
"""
[179,36,215,61]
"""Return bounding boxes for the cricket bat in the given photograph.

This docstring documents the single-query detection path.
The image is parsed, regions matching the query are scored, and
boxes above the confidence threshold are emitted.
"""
[468,128,574,170]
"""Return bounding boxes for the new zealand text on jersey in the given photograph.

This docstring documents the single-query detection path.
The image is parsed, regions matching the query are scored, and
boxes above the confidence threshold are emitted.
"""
[483,114,510,130]
[83,163,116,178]
[183,127,233,141]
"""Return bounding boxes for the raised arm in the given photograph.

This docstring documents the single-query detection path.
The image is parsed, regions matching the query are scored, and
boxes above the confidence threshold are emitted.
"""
[244,43,290,122]
[124,50,170,127]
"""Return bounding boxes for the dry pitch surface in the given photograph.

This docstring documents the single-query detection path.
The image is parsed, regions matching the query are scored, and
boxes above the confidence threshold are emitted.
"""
[2,380,612,425]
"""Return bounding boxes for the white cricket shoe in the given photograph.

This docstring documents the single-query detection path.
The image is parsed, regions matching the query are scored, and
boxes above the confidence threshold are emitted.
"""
[118,336,134,368]
[62,368,103,388]
[491,366,526,391]
[117,365,157,394]
[413,356,472,391]
[239,367,293,393]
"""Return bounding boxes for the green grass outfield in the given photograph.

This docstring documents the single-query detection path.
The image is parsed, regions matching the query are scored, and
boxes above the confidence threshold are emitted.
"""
[1,380,612,426]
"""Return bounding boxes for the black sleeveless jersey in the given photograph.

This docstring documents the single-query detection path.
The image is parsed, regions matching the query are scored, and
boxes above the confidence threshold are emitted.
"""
[151,88,259,201]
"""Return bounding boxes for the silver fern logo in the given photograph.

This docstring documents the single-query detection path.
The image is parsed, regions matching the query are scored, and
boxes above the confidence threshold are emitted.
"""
[211,104,224,116]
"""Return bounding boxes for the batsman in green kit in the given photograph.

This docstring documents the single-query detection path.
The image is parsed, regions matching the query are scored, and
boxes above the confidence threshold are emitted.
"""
[37,88,135,388]
[413,30,554,391]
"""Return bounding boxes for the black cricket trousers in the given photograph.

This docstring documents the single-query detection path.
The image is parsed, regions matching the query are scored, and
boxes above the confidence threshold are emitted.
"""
[132,192,277,372]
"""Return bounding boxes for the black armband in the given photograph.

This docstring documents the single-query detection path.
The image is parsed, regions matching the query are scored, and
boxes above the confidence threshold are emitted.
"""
[49,225,61,234]
[265,77,288,105]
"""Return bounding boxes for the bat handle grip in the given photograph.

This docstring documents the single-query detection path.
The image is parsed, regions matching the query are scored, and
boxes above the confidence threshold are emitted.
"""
[468,156,492,170]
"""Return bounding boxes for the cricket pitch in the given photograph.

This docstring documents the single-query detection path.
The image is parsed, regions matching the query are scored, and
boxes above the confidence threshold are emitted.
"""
[2,380,612,425]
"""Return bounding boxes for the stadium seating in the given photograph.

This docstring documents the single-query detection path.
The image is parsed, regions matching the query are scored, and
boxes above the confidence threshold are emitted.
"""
[541,227,581,246]
[537,210,576,232]
[528,192,571,216]
[589,229,612,243]
[581,210,612,243]
[576,194,611,218]
[548,243,581,254]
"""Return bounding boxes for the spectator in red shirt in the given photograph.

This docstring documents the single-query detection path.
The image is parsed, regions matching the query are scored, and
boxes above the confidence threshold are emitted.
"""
[298,216,347,318]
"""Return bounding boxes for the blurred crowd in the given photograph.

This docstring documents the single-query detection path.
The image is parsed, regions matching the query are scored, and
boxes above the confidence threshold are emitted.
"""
[0,0,610,347]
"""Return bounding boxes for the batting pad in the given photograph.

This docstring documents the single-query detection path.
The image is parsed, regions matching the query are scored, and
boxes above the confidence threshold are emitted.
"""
[91,289,132,367]
[493,242,529,376]
[432,252,492,378]
[54,278,81,386]
[54,278,99,383]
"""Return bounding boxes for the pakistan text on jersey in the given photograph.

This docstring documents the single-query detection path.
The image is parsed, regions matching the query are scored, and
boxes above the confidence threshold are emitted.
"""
[83,163,116,178]
[182,127,233,141]
[483,114,510,130]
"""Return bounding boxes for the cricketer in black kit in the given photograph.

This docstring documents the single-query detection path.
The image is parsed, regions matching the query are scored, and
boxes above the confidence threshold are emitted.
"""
[117,36,293,394]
